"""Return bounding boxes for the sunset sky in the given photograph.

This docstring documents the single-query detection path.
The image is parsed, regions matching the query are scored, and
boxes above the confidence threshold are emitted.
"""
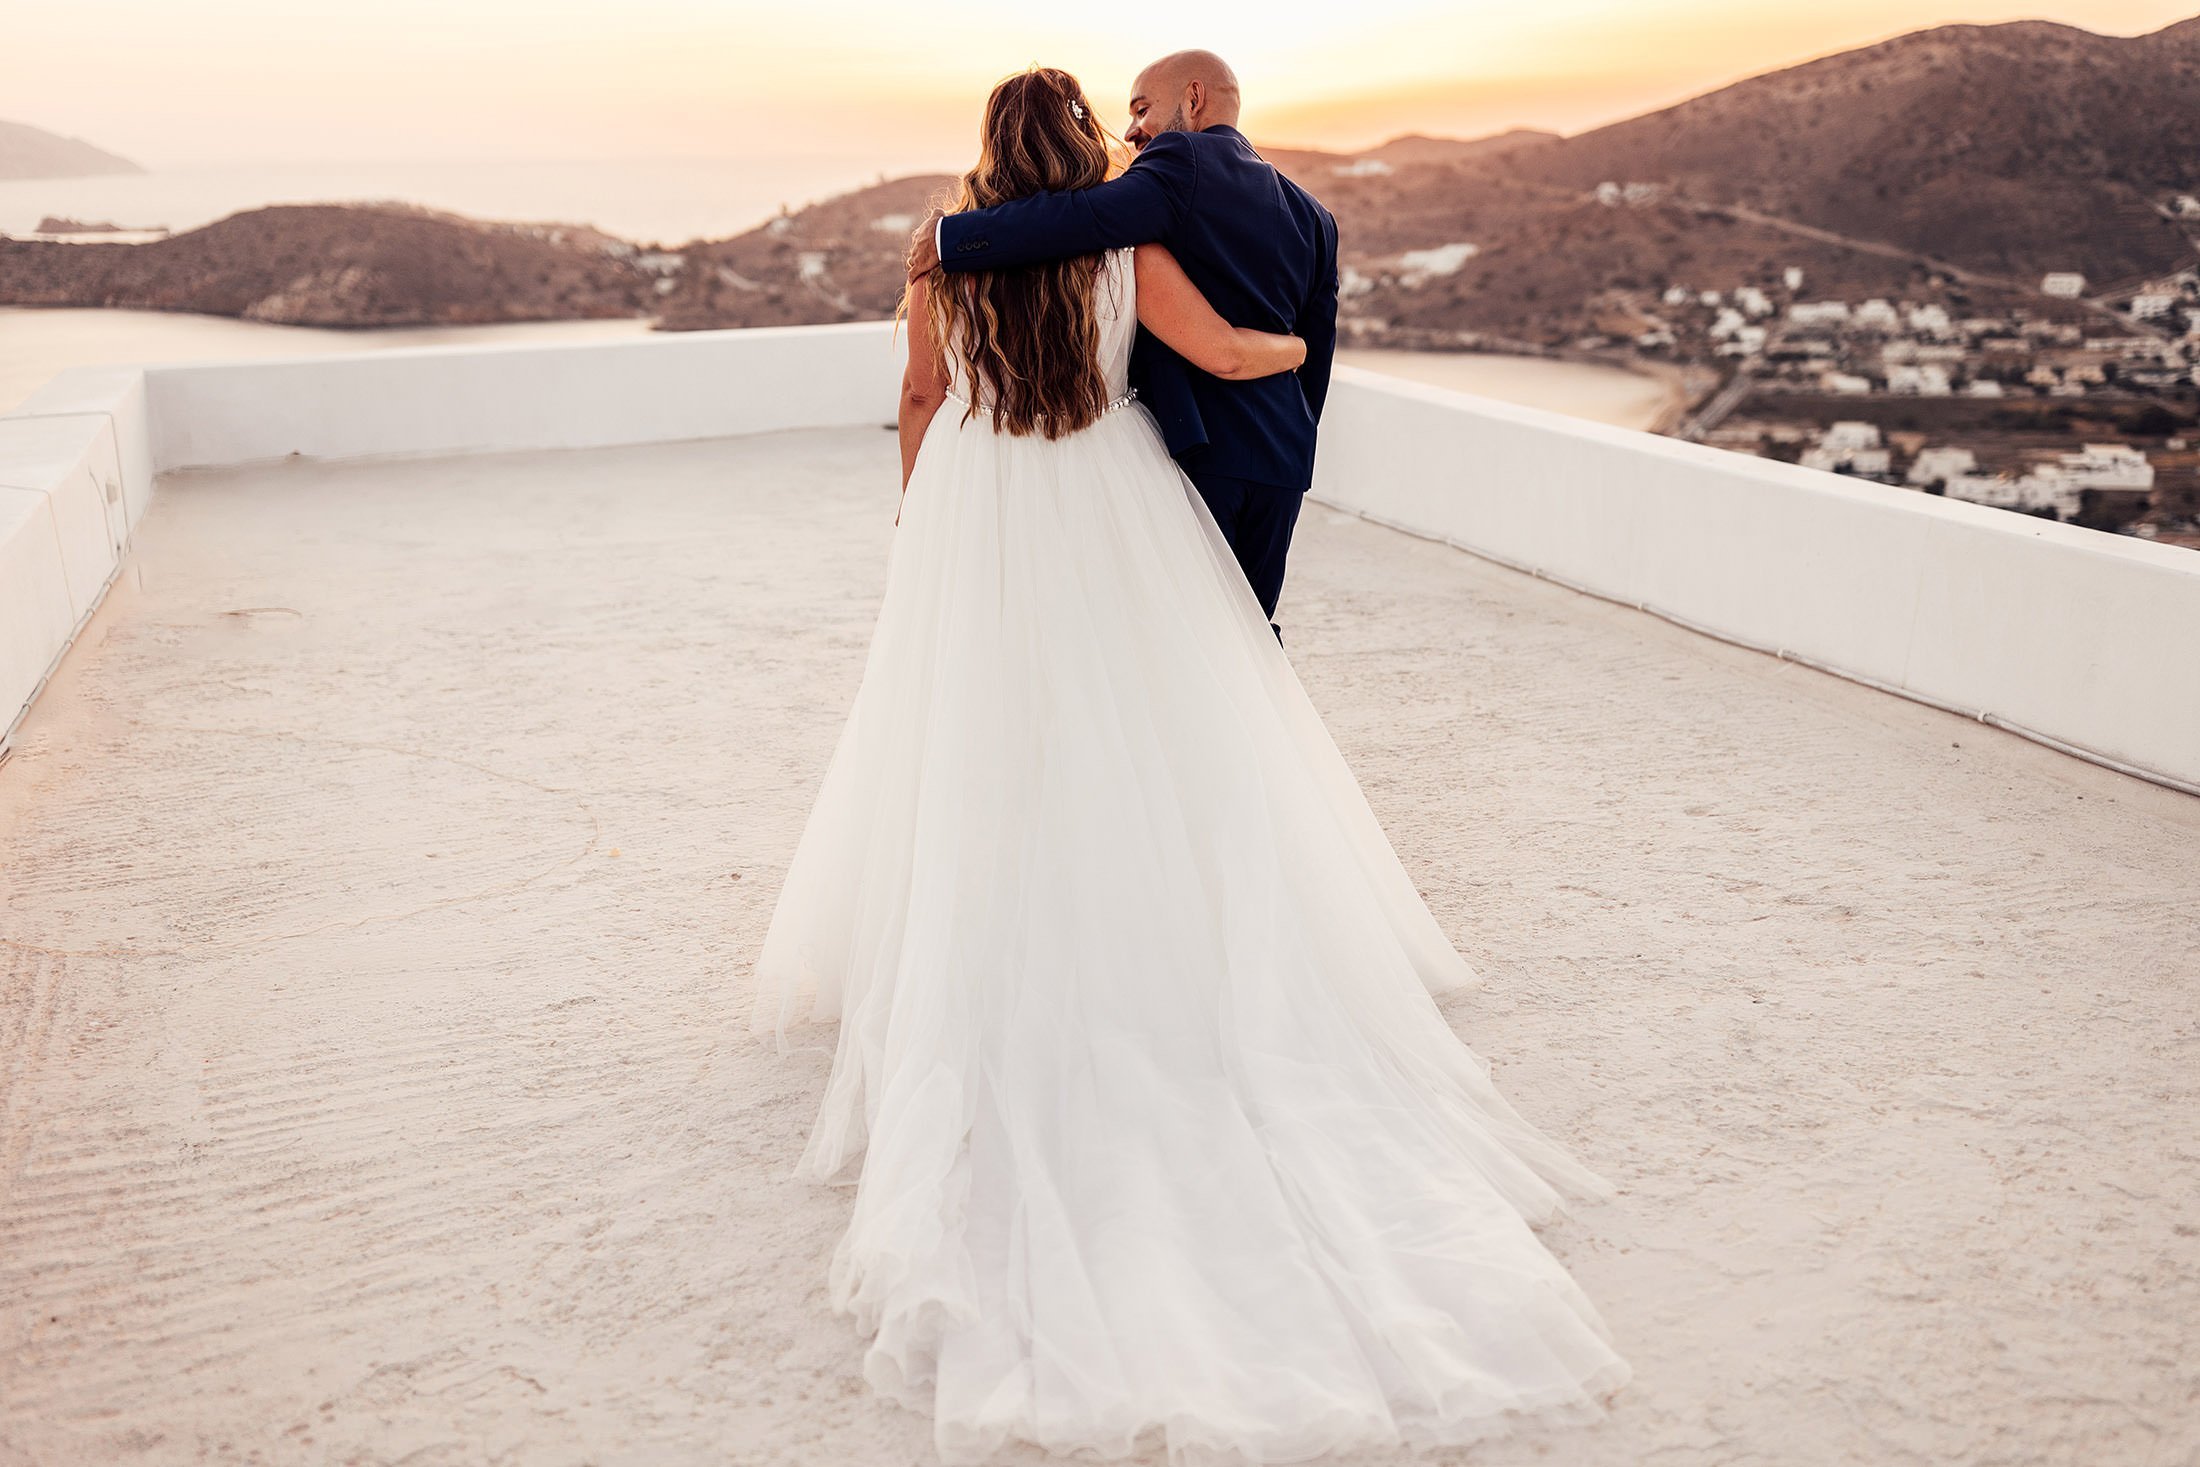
[9,0,2197,166]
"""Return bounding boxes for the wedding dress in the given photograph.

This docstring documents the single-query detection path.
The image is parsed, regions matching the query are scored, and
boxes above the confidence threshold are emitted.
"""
[753,247,1629,1463]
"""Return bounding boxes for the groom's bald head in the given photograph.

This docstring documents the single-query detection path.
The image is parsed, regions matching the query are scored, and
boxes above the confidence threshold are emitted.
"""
[1125,50,1241,149]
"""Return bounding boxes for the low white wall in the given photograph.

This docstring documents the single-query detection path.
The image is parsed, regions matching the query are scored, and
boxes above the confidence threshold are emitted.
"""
[2,322,904,743]
[0,368,151,741]
[5,331,2196,794]
[1313,367,2200,792]
[145,321,903,470]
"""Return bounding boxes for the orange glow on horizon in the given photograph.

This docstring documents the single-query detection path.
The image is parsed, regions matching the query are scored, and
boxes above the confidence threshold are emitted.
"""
[3,1,2196,166]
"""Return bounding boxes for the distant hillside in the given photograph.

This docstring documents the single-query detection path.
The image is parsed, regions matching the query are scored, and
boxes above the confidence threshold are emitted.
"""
[643,123,2103,347]
[1485,17,2200,284]
[654,174,955,330]
[646,12,2200,347]
[643,130,1584,335]
[1366,130,1559,166]
[0,120,143,180]
[0,203,651,326]
[1259,128,1557,180]
[1282,162,2069,349]
[634,136,2067,347]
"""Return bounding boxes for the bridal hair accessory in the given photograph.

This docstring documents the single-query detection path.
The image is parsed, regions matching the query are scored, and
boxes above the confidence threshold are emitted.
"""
[1070,98,1087,120]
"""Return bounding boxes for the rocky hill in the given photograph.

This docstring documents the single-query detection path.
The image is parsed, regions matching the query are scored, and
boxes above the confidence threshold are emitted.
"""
[644,140,2058,348]
[1262,128,1558,179]
[1308,169,2054,348]
[1483,18,2200,285]
[1368,129,1559,165]
[0,120,143,180]
[653,174,954,331]
[0,203,652,326]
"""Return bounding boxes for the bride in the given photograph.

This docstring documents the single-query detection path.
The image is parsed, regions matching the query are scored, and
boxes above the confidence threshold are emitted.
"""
[753,66,1630,1464]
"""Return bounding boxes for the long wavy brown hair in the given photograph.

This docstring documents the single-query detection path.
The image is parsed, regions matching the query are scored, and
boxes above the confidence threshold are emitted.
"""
[916,68,1124,440]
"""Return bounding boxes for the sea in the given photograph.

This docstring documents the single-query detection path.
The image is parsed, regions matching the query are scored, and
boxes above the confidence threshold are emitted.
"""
[0,157,1675,432]
[0,155,956,247]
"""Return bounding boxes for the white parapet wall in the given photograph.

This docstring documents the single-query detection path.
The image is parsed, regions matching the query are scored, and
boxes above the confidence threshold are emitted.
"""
[0,366,153,742]
[1312,367,2200,793]
[142,320,905,469]
[0,322,904,744]
[3,331,2197,793]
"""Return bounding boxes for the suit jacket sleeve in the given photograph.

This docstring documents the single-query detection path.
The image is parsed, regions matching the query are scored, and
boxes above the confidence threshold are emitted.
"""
[1297,208,1341,423]
[937,131,1196,272]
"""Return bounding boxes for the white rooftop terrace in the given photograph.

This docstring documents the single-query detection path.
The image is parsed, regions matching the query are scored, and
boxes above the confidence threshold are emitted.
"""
[1,328,2197,1465]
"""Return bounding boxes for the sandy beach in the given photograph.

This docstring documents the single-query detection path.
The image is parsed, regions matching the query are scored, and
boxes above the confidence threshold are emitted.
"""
[1338,349,1686,433]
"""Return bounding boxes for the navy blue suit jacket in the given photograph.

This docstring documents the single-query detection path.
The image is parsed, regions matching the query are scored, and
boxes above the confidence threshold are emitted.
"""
[937,124,1339,492]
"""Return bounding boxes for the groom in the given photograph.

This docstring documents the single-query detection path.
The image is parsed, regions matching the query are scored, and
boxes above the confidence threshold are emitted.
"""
[908,51,1340,642]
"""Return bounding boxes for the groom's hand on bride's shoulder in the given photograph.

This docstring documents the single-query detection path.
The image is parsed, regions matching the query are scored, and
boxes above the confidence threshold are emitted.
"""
[907,213,942,280]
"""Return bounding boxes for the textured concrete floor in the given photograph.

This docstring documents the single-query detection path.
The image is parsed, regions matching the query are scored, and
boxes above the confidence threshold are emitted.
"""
[2,426,2197,1467]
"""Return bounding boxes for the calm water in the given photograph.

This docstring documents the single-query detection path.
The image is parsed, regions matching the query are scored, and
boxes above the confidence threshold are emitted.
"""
[0,155,956,246]
[1337,349,1679,432]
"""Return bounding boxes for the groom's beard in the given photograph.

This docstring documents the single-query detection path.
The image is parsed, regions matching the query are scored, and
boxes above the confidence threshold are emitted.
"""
[1137,105,1191,148]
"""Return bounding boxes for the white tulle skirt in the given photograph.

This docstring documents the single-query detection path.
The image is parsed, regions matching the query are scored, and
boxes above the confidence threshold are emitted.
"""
[752,397,1630,1463]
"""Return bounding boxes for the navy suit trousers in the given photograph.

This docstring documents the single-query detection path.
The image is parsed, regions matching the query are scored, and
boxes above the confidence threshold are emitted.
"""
[1188,470,1305,641]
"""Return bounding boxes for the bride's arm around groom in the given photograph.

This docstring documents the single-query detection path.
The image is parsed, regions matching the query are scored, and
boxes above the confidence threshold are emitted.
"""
[1132,245,1307,382]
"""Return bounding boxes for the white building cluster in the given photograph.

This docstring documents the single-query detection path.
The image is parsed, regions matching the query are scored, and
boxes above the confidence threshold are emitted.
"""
[1595,180,1666,207]
[1634,257,2200,403]
[1934,445,2154,520]
[1799,420,1891,477]
[1806,423,2159,522]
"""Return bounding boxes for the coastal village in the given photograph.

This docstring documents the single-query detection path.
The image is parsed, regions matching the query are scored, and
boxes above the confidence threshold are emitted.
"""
[1574,193,2200,544]
[1306,149,2200,546]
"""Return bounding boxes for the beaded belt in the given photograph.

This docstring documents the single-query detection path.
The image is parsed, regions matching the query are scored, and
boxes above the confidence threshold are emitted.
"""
[943,387,1140,417]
